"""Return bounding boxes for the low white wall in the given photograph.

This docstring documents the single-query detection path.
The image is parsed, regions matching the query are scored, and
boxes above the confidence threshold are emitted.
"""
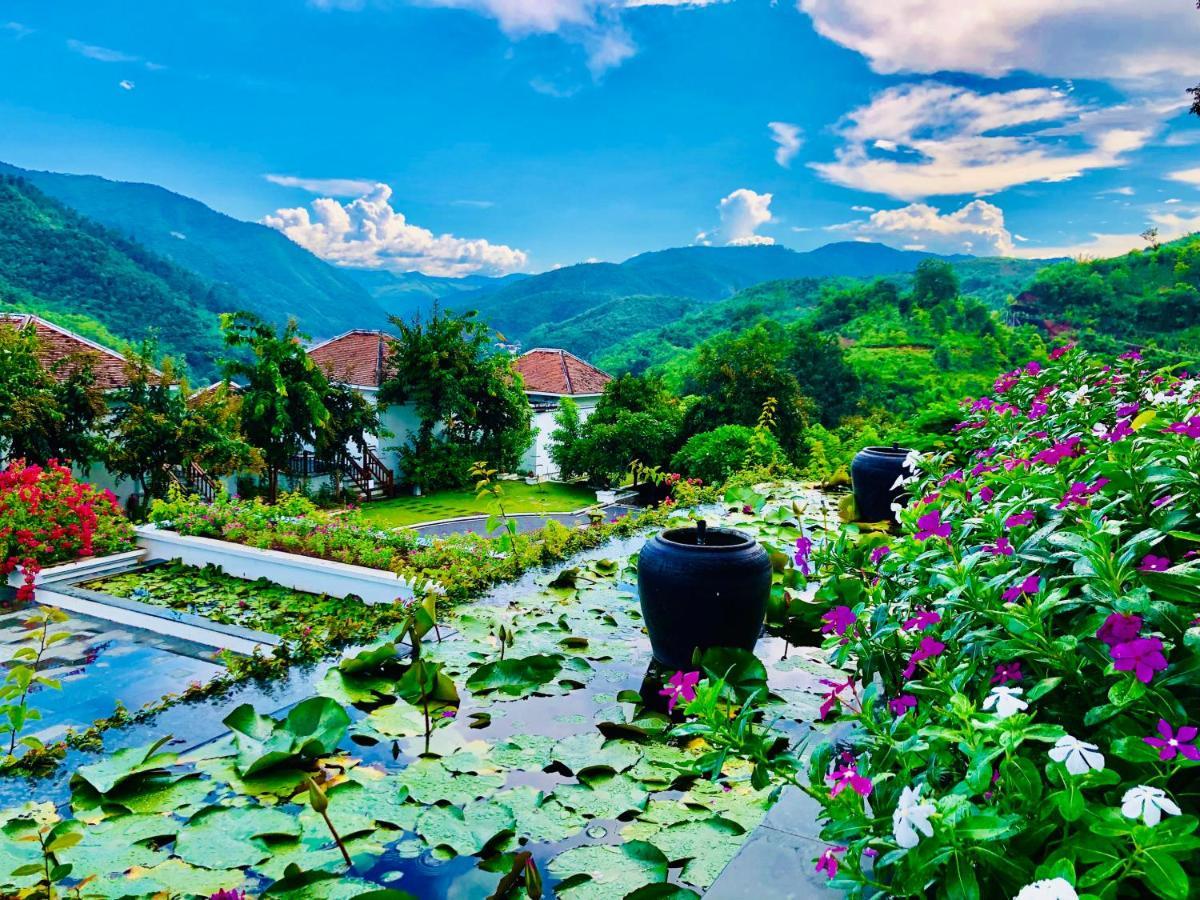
[11,550,147,587]
[135,526,418,605]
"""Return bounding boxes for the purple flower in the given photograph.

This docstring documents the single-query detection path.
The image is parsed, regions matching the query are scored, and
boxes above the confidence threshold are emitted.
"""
[1102,419,1134,442]
[1144,720,1200,761]
[915,510,952,541]
[902,610,941,632]
[902,637,946,680]
[1002,574,1041,603]
[818,678,851,721]
[815,846,845,879]
[889,694,918,717]
[1166,416,1200,439]
[976,485,996,504]
[1117,402,1140,418]
[990,661,1023,684]
[1056,477,1109,509]
[1049,342,1074,361]
[794,536,813,575]
[870,545,891,565]
[208,892,246,900]
[1139,554,1171,572]
[659,670,700,712]
[1097,612,1142,646]
[985,536,1014,557]
[821,605,857,637]
[1111,638,1168,684]
[1152,494,1176,509]
[828,764,872,798]
[1119,349,1143,361]
[1005,510,1035,529]
[441,708,457,719]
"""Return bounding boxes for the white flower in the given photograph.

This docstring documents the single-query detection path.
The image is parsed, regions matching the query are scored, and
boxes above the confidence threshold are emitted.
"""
[890,473,916,490]
[1014,878,1079,900]
[892,784,936,849]
[902,450,922,473]
[983,686,1028,719]
[1048,735,1105,776]
[1121,785,1182,826]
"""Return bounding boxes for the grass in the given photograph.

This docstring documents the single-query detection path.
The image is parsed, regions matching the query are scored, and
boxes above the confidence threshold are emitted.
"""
[355,480,599,528]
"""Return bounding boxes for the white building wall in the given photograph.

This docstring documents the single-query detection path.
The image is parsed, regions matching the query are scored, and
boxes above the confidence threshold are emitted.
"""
[522,393,602,481]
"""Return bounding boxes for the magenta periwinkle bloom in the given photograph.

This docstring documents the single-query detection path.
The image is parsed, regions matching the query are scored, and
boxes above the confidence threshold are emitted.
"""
[916,510,952,541]
[985,536,1014,557]
[1049,342,1074,360]
[821,605,857,638]
[1097,612,1142,646]
[1139,554,1171,572]
[828,763,872,798]
[1166,417,1200,439]
[1056,477,1109,509]
[1002,574,1041,603]
[815,846,845,879]
[1111,637,1168,684]
[976,485,995,504]
[659,670,700,712]
[1144,720,1200,761]
[1005,510,1035,529]
[209,892,246,900]
[818,678,852,721]
[902,610,941,632]
[888,694,918,717]
[902,637,946,680]
[991,661,1023,684]
[794,536,813,575]
[870,545,891,565]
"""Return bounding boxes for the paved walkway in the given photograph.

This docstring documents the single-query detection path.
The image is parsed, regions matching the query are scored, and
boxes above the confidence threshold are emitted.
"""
[409,504,641,537]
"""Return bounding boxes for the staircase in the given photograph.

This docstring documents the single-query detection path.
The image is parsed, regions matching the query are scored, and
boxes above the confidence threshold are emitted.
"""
[334,445,394,501]
[165,461,220,503]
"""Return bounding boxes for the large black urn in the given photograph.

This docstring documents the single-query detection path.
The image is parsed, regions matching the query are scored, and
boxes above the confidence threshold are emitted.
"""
[637,521,772,669]
[851,444,913,522]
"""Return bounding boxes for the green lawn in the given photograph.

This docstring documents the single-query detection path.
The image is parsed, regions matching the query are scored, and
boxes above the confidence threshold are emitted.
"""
[356,480,599,528]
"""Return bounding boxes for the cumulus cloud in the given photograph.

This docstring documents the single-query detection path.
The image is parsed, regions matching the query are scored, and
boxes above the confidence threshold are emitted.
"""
[264,183,529,277]
[833,197,1200,261]
[265,174,379,196]
[810,82,1166,200]
[696,189,775,246]
[1168,167,1200,186]
[796,0,1200,86]
[768,121,803,168]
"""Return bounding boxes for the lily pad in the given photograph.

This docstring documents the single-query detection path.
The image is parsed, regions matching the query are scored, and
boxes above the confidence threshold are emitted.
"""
[415,800,515,856]
[174,804,302,870]
[645,817,746,889]
[465,654,563,697]
[554,772,649,820]
[551,732,642,776]
[71,736,177,796]
[58,814,176,875]
[394,758,505,806]
[549,840,669,900]
[490,734,556,770]
[496,786,587,843]
[225,697,351,777]
[364,701,427,738]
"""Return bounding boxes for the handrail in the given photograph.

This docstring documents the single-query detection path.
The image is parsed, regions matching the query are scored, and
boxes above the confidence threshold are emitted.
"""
[163,461,218,503]
[360,445,395,497]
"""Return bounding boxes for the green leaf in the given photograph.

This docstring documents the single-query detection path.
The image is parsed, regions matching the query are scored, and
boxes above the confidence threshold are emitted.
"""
[415,800,515,856]
[550,841,668,900]
[224,697,350,777]
[466,654,563,697]
[1138,850,1190,900]
[70,735,177,795]
[945,852,981,900]
[696,647,768,705]
[174,805,301,869]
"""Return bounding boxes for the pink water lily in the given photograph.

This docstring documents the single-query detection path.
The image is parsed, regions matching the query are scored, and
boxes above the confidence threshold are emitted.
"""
[1097,612,1142,647]
[1139,554,1171,572]
[1144,720,1200,761]
[915,510,951,541]
[821,605,857,638]
[1110,637,1168,684]
[659,670,700,712]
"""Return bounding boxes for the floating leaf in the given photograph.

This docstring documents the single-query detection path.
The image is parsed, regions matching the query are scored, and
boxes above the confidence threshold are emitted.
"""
[551,733,642,776]
[225,697,350,777]
[415,800,515,856]
[394,758,505,806]
[71,736,177,796]
[554,773,649,820]
[549,841,669,899]
[174,805,301,870]
[496,786,587,844]
[466,654,563,697]
[364,701,427,738]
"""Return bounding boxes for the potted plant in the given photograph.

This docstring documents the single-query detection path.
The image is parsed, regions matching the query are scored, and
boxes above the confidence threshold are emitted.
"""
[637,520,772,669]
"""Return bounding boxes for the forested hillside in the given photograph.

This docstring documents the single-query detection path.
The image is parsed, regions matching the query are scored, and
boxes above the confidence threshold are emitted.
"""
[0,176,227,377]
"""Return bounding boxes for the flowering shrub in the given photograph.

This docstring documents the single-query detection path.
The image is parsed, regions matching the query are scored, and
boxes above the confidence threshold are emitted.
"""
[807,348,1200,898]
[0,459,134,599]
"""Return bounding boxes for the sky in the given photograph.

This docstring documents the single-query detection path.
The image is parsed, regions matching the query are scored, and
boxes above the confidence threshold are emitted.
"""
[1,1,1199,276]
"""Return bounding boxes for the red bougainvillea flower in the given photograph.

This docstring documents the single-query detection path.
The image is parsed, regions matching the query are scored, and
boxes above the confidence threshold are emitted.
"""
[986,536,1014,557]
[1097,612,1142,646]
[821,605,856,637]
[888,694,918,717]
[659,670,700,712]
[991,661,1024,684]
[1139,554,1171,572]
[902,610,941,632]
[902,637,946,680]
[1144,720,1200,761]
[1002,574,1041,603]
[1110,638,1168,684]
[870,545,890,565]
[915,510,951,541]
[828,763,873,798]
[1005,510,1035,529]
[815,846,846,879]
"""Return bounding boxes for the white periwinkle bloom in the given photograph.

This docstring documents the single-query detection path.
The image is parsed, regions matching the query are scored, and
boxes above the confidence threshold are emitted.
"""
[902,450,923,473]
[983,685,1028,719]
[1048,735,1105,776]
[892,785,936,849]
[1014,878,1079,900]
[1121,785,1182,826]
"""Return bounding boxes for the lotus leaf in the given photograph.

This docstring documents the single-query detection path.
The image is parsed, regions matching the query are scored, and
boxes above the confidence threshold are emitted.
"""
[554,772,649,819]
[224,696,350,776]
[549,840,669,900]
[642,817,745,888]
[58,814,175,876]
[363,701,427,738]
[71,736,177,796]
[550,732,642,776]
[465,654,563,697]
[415,799,515,856]
[174,804,302,869]
[494,786,587,843]
[393,758,504,806]
[490,733,555,770]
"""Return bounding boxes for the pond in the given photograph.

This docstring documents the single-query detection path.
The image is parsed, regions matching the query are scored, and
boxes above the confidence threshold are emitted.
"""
[0,486,843,898]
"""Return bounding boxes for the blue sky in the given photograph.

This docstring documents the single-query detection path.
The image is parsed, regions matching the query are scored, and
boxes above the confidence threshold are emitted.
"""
[1,0,1199,275]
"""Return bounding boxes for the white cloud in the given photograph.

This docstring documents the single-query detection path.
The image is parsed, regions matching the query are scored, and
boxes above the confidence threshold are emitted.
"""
[796,1,1200,86]
[3,22,32,38]
[1168,167,1200,186]
[451,199,496,208]
[767,121,804,168]
[1165,198,1182,204]
[66,39,140,63]
[265,174,379,196]
[696,189,775,246]
[833,197,1200,261]
[850,205,875,212]
[811,82,1166,200]
[118,80,135,91]
[1099,186,1135,196]
[264,183,529,276]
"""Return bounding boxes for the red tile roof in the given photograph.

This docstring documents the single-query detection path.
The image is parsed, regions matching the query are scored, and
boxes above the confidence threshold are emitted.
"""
[0,314,133,390]
[307,330,395,388]
[515,348,612,396]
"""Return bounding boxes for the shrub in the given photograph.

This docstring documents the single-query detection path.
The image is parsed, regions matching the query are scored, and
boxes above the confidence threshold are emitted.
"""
[671,425,782,486]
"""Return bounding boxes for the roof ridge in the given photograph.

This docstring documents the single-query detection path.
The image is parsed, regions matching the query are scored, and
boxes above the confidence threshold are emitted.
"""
[559,349,574,395]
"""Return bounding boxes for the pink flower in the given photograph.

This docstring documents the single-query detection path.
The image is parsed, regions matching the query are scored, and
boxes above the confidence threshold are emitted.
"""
[1166,417,1200,439]
[1005,510,1035,529]
[1103,419,1134,442]
[888,694,918,717]
[1002,574,1041,603]
[818,678,852,721]
[1111,638,1168,684]
[1116,402,1140,418]
[976,485,995,504]
[1144,720,1200,761]
[794,536,813,575]
[209,892,246,900]
[902,637,946,680]
[1048,342,1074,360]
[1119,349,1143,361]
[659,670,700,712]
[1056,477,1109,509]
[990,662,1023,684]
[828,764,872,798]
[870,545,890,565]
[985,536,1014,557]
[815,846,845,879]
[971,396,994,412]
[1139,554,1171,572]
[915,510,952,541]
[1152,494,1176,509]
[1097,613,1142,647]
[902,610,941,632]
[821,605,857,637]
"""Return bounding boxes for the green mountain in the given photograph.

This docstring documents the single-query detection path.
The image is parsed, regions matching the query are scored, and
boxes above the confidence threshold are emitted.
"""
[0,175,226,377]
[345,269,525,321]
[0,161,390,340]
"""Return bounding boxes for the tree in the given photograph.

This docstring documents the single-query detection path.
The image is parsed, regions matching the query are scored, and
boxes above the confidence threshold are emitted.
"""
[314,380,383,494]
[380,306,532,490]
[911,259,959,309]
[549,398,586,480]
[0,323,105,468]
[783,326,861,426]
[221,312,333,502]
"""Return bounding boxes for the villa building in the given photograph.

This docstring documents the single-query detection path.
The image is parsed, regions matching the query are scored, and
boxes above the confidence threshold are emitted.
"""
[513,348,611,479]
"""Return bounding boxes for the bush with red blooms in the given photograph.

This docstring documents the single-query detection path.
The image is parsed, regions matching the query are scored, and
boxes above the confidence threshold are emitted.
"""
[0,460,135,601]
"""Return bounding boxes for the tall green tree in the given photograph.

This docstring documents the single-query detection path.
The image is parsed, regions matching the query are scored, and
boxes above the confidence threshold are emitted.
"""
[220,312,334,502]
[380,306,532,490]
